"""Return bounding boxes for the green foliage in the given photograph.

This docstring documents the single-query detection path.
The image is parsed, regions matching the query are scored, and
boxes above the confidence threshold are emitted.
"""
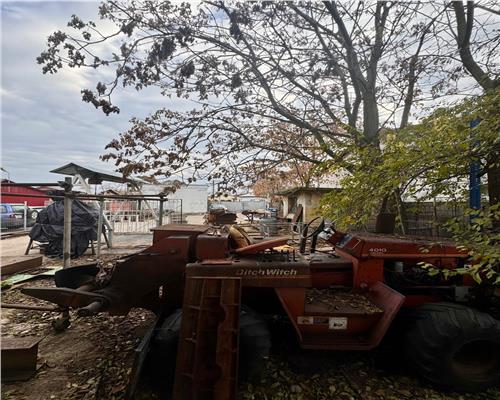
[321,90,499,283]
[320,145,386,228]
[421,204,500,284]
[320,89,500,229]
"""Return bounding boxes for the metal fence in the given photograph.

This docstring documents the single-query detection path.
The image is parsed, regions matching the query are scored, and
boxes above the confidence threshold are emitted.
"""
[363,201,469,238]
[213,200,268,213]
[402,202,467,237]
[1,181,186,265]
[0,202,39,232]
[105,198,183,233]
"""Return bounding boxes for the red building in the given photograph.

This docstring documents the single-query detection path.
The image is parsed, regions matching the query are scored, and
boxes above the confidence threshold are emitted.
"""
[1,180,52,207]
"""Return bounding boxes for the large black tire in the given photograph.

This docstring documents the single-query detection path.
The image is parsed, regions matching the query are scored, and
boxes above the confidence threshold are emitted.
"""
[149,306,271,387]
[405,302,500,392]
[150,308,183,389]
[238,306,272,381]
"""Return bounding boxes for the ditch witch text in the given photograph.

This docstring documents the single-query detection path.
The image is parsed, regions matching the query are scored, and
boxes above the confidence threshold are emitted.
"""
[236,268,298,276]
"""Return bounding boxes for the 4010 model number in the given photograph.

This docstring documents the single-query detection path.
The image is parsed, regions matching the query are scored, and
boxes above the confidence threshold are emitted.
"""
[369,248,387,252]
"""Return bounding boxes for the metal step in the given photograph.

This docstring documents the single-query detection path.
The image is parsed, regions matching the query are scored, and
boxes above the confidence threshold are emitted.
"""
[299,282,405,351]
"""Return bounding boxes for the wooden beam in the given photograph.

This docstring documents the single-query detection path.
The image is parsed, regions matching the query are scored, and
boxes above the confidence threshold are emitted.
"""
[1,255,43,276]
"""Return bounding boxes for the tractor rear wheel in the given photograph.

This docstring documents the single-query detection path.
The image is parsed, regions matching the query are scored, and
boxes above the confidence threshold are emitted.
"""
[150,306,271,388]
[238,306,272,381]
[405,302,500,392]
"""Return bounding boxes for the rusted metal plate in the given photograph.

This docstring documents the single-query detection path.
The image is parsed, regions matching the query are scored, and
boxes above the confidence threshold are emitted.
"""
[196,234,229,260]
[1,255,43,276]
[214,279,241,399]
[151,224,208,232]
[1,336,42,382]
[299,282,405,350]
[152,224,208,244]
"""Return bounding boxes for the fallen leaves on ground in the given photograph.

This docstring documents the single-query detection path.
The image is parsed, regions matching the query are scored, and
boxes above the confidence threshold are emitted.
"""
[2,272,499,400]
[239,355,500,400]
[2,277,155,400]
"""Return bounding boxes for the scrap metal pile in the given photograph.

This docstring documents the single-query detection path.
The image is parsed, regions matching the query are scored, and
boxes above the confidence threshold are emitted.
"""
[205,208,237,225]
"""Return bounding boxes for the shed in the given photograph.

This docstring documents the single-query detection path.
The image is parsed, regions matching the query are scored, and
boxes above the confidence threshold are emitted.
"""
[1,180,51,207]
[140,183,209,214]
[276,187,340,223]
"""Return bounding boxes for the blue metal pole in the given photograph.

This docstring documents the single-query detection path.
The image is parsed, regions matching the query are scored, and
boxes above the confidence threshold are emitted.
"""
[469,118,481,212]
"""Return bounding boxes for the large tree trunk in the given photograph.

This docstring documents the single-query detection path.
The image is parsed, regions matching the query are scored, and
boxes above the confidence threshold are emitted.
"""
[487,172,500,207]
[363,94,380,146]
[486,151,500,206]
[366,94,395,234]
[375,195,397,234]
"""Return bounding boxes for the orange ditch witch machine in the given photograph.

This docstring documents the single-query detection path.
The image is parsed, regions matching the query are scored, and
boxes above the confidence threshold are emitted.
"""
[21,219,500,398]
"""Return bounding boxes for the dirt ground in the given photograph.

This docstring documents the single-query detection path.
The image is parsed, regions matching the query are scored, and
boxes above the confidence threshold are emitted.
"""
[1,234,156,400]
[1,233,500,400]
[2,280,155,400]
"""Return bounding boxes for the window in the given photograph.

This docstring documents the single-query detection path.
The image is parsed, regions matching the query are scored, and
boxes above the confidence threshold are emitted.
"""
[0,205,7,213]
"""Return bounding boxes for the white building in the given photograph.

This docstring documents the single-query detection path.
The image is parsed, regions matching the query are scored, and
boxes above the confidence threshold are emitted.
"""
[140,183,208,214]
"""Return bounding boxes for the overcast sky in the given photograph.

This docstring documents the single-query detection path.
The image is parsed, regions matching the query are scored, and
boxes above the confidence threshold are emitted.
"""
[1,1,186,183]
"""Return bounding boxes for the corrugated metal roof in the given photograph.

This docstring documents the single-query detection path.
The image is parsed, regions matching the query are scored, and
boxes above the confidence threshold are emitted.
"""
[50,163,138,184]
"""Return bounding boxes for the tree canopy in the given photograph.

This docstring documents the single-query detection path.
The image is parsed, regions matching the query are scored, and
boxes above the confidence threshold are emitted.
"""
[321,89,500,228]
[37,1,499,194]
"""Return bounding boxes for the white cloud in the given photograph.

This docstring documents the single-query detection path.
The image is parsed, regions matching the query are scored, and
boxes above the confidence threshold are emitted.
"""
[0,1,187,182]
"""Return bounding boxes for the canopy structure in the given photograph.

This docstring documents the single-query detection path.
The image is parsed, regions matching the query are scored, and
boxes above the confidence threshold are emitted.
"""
[50,163,149,240]
[50,163,138,185]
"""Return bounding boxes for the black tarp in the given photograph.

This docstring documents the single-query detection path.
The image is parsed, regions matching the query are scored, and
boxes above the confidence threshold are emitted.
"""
[29,193,99,257]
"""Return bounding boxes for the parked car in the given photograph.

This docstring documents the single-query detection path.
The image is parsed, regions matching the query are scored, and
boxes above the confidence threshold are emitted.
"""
[30,206,46,220]
[0,203,36,230]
